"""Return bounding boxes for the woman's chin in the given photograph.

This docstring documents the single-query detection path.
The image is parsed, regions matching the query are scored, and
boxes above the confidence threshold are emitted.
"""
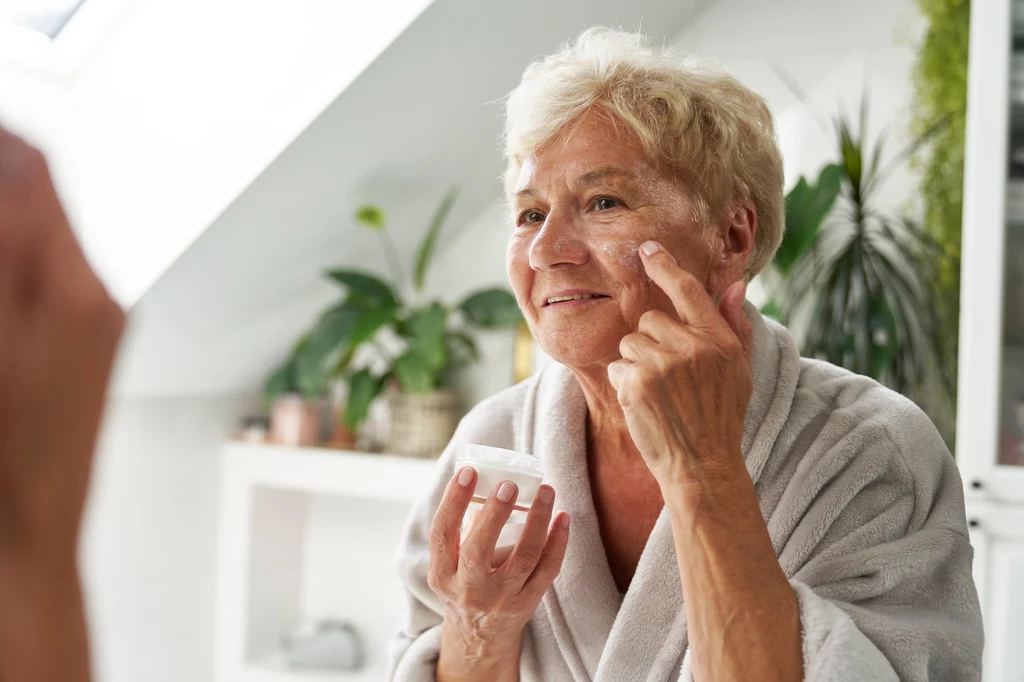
[537,335,620,370]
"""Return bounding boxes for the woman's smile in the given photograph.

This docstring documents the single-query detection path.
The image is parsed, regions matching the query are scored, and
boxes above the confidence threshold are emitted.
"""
[541,290,612,309]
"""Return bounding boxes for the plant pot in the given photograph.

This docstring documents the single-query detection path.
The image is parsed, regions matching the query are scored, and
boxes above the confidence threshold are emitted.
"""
[270,394,321,447]
[327,416,357,451]
[387,390,459,459]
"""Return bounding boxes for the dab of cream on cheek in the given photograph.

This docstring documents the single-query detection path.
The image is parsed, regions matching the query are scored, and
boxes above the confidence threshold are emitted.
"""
[599,239,644,279]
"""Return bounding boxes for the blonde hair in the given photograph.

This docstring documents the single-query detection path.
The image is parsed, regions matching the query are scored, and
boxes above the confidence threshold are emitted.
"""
[502,28,785,279]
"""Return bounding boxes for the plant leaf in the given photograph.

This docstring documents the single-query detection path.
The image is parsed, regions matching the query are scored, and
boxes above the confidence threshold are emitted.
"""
[864,128,888,194]
[867,295,898,381]
[836,115,863,200]
[446,330,480,370]
[776,165,842,274]
[327,304,398,377]
[354,205,386,231]
[294,304,362,396]
[350,305,397,347]
[392,350,437,394]
[264,357,297,404]
[759,299,782,320]
[869,114,950,197]
[325,269,399,308]
[406,303,449,371]
[458,288,523,328]
[343,369,385,431]
[414,188,459,292]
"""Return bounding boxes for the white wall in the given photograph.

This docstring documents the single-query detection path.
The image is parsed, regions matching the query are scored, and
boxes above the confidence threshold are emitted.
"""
[81,393,256,682]
[670,0,923,306]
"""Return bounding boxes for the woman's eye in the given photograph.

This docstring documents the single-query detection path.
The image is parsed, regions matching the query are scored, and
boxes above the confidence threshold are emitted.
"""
[593,196,619,211]
[518,210,544,225]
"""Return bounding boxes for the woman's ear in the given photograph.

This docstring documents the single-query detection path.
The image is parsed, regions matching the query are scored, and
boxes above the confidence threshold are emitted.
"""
[709,202,757,291]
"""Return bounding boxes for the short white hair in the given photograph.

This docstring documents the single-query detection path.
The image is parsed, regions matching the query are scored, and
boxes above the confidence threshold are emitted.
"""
[503,28,785,279]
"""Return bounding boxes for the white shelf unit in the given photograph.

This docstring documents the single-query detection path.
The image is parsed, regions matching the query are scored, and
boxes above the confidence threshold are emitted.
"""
[214,444,438,682]
[219,443,437,503]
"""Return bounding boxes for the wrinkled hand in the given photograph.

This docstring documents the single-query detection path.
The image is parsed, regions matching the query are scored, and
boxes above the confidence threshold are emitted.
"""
[0,126,124,563]
[607,240,752,488]
[428,468,569,674]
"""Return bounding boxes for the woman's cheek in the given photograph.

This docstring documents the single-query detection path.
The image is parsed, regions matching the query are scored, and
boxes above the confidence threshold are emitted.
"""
[597,237,644,280]
[506,232,533,303]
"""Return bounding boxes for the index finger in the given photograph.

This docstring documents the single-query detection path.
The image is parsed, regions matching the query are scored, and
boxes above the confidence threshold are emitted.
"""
[639,240,718,326]
[428,466,477,579]
[0,127,95,286]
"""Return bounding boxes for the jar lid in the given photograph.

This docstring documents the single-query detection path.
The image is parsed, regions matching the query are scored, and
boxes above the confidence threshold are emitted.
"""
[456,444,543,478]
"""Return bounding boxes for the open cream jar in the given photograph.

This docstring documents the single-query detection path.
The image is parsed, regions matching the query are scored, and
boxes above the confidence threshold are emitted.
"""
[456,444,545,566]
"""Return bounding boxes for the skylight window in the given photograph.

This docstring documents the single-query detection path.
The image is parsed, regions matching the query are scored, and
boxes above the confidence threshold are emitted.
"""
[0,0,87,39]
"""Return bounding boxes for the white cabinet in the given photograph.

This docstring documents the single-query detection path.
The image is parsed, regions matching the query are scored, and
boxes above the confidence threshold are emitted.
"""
[960,0,1024,679]
[965,504,1024,682]
[213,443,438,682]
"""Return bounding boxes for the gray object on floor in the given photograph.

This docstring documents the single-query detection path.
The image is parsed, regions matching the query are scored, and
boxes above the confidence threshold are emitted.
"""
[283,618,363,671]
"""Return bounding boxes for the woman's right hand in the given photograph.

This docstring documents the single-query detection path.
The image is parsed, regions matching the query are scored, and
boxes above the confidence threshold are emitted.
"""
[428,466,570,681]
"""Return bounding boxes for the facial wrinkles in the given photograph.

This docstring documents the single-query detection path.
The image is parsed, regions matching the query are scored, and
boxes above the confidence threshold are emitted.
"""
[517,145,717,297]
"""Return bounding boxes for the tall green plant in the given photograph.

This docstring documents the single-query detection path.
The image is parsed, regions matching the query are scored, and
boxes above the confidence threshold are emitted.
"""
[264,190,522,431]
[910,0,970,432]
[767,99,945,401]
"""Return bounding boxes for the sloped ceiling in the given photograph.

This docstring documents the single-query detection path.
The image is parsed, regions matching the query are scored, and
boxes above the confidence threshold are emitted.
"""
[1,0,438,305]
[112,0,711,397]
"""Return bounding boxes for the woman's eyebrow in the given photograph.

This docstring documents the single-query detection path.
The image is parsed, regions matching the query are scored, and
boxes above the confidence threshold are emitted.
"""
[514,166,640,202]
[574,166,639,189]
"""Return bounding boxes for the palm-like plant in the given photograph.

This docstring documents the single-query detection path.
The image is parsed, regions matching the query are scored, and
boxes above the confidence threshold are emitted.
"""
[765,96,947,400]
[265,190,522,431]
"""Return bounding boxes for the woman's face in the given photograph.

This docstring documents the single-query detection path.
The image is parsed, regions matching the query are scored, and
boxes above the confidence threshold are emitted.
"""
[506,110,742,370]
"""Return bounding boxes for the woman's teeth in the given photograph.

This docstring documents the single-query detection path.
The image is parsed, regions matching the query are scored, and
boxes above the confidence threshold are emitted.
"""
[547,294,600,304]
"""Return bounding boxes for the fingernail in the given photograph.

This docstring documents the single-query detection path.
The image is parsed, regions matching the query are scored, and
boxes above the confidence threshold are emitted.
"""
[641,241,661,256]
[559,513,571,528]
[496,481,517,503]
[538,485,554,505]
[456,467,475,487]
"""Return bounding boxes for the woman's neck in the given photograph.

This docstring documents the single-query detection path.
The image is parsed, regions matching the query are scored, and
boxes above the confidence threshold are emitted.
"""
[572,363,643,463]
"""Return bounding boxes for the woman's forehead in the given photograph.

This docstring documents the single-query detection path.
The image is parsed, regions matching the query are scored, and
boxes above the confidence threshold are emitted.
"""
[514,152,665,200]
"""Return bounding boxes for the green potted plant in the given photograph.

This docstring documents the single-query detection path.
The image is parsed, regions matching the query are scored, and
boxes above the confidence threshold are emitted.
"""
[762,95,946,408]
[263,336,323,447]
[265,189,522,457]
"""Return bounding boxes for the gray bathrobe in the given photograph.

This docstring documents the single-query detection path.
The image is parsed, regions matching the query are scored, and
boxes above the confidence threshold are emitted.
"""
[387,305,984,681]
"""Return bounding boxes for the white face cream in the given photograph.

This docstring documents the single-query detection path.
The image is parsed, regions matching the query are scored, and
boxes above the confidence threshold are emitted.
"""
[455,444,545,566]
[456,444,545,506]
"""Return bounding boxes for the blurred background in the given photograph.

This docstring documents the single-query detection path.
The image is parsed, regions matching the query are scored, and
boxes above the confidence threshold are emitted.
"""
[1,0,1019,680]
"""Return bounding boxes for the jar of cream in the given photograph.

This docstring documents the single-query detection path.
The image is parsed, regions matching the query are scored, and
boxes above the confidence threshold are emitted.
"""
[456,444,545,566]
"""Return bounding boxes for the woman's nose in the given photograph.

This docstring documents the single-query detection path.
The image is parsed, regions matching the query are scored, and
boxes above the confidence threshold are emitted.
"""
[528,210,588,271]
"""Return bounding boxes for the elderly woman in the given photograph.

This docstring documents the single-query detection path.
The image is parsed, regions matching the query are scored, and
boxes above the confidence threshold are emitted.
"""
[388,29,982,682]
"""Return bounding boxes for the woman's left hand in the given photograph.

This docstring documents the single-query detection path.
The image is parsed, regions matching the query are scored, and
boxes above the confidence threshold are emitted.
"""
[607,240,753,488]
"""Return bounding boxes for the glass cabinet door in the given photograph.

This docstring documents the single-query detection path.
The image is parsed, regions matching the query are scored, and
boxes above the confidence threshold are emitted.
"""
[958,0,1024,502]
[1000,4,1024,471]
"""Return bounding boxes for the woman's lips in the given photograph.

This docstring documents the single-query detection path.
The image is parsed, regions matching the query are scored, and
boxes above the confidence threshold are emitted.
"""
[542,293,611,308]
